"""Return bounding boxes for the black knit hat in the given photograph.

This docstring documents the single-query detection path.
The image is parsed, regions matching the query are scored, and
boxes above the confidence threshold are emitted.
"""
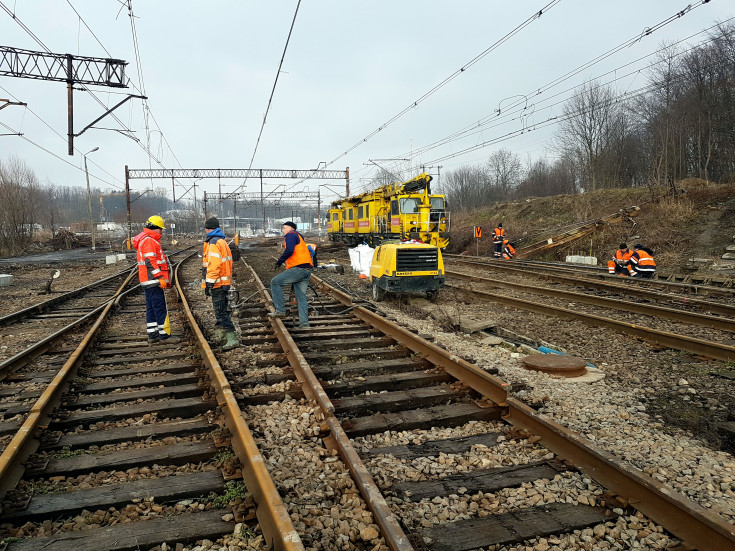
[204,217,219,229]
[283,221,297,230]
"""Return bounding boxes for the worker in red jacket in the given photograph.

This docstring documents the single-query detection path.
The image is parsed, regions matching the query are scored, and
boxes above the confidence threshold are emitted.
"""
[132,215,170,343]
[628,244,657,278]
[607,243,632,276]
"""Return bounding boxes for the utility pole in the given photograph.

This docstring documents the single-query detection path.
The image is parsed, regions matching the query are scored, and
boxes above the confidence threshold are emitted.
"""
[345,166,350,197]
[260,171,266,235]
[84,147,99,250]
[125,165,132,249]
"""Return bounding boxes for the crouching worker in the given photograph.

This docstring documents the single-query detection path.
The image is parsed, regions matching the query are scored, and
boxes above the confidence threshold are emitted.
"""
[202,217,239,350]
[628,244,656,278]
[607,243,632,276]
[133,215,171,343]
[501,240,516,260]
[268,221,313,328]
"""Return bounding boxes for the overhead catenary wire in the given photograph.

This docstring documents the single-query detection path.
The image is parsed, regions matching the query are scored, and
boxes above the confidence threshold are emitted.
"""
[405,18,732,165]
[323,0,564,169]
[231,0,302,197]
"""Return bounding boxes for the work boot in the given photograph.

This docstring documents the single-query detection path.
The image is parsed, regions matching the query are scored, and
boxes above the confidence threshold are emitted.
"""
[222,331,240,351]
[212,328,226,345]
[147,336,160,345]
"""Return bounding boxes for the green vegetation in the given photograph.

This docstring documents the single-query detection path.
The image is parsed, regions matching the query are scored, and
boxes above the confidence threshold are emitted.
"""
[207,480,249,509]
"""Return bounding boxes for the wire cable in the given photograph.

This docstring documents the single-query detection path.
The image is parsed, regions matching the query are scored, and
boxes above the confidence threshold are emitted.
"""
[231,0,302,196]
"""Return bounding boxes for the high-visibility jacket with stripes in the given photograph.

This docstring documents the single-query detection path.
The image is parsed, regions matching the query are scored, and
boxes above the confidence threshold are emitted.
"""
[492,227,506,244]
[614,248,633,263]
[502,241,516,259]
[133,228,169,288]
[629,248,656,274]
[202,234,233,289]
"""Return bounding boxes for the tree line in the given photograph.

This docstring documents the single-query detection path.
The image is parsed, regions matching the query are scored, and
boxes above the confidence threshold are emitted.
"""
[436,22,735,210]
[0,156,321,257]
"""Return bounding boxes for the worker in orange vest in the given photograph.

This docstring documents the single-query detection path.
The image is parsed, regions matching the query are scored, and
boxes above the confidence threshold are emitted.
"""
[628,244,656,278]
[607,243,632,276]
[492,223,506,258]
[202,217,238,350]
[268,222,313,327]
[501,240,516,259]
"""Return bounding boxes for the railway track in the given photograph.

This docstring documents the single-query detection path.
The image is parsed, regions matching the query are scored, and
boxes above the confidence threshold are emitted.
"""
[234,250,735,550]
[444,254,735,298]
[441,256,735,362]
[0,252,300,550]
[1,243,732,550]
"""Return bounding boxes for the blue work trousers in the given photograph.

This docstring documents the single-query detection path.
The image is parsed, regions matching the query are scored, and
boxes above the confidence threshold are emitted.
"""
[270,267,312,325]
[211,287,235,331]
[144,286,168,338]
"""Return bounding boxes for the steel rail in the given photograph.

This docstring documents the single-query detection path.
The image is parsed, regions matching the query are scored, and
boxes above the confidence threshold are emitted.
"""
[449,257,735,318]
[310,274,735,551]
[447,268,735,333]
[446,281,735,362]
[176,254,303,551]
[0,265,134,327]
[449,254,735,297]
[448,256,735,317]
[243,262,413,551]
[0,268,140,381]
[0,269,137,500]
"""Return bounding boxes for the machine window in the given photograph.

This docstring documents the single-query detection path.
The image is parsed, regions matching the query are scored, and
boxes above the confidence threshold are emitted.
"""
[400,198,419,214]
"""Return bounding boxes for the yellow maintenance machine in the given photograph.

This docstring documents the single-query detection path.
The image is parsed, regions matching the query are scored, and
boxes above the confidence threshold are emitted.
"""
[369,241,445,302]
[326,173,449,248]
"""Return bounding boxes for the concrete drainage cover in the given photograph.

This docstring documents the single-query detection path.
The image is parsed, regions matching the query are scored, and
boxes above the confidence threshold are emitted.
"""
[522,354,588,378]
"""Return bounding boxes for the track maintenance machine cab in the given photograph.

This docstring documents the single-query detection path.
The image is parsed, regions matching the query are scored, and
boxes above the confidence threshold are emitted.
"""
[369,241,445,302]
[326,173,449,248]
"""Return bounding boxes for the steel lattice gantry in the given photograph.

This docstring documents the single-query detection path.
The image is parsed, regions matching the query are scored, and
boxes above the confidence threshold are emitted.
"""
[0,46,127,86]
[123,166,350,238]
[126,168,348,180]
[0,45,140,155]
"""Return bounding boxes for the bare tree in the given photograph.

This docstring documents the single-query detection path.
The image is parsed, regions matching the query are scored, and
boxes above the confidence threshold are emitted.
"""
[555,81,625,192]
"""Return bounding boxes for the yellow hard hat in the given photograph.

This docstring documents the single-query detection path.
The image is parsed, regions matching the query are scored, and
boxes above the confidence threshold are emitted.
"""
[147,215,165,229]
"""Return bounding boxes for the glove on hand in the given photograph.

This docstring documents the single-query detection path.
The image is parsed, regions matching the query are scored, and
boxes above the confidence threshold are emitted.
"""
[204,286,212,297]
[160,279,169,289]
[273,262,281,271]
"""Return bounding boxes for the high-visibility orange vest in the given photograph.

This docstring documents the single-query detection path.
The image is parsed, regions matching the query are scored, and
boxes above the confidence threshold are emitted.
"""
[630,249,656,273]
[492,227,505,243]
[285,232,313,269]
[614,249,632,262]
[502,241,516,259]
[202,237,233,289]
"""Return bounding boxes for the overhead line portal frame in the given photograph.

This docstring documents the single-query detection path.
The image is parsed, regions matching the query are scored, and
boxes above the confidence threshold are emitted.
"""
[125,166,349,239]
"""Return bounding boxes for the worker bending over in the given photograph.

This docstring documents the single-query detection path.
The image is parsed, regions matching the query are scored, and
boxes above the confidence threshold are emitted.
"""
[628,244,656,278]
[501,240,516,259]
[269,221,313,328]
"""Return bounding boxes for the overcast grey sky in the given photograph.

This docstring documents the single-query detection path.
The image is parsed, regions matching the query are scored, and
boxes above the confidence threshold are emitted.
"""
[1,0,733,205]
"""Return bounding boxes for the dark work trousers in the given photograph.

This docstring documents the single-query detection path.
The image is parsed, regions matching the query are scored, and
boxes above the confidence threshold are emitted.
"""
[211,287,235,331]
[144,286,168,338]
[493,241,502,258]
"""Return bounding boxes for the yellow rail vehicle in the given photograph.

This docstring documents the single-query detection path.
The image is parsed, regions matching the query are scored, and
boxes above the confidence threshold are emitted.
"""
[326,173,450,248]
